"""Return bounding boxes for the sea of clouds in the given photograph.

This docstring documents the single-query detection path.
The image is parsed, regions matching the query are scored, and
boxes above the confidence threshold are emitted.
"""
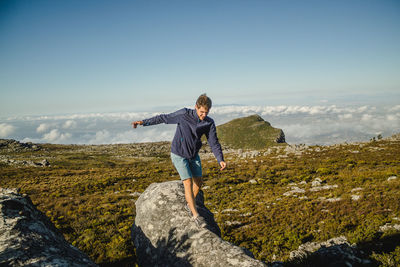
[1,104,399,146]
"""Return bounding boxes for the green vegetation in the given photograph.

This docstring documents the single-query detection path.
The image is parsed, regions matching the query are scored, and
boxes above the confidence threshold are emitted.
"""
[0,138,399,266]
[216,114,285,149]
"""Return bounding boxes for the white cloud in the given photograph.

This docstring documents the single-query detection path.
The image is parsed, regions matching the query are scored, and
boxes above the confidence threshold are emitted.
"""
[361,114,373,121]
[4,104,400,145]
[42,129,71,143]
[13,111,159,122]
[212,105,353,117]
[357,106,369,113]
[36,123,51,133]
[0,123,16,137]
[85,127,175,144]
[389,105,400,112]
[387,114,398,121]
[63,120,77,129]
[338,114,353,120]
[88,130,112,144]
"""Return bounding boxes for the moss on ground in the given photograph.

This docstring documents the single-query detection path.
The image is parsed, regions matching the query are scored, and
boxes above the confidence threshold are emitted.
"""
[0,139,399,266]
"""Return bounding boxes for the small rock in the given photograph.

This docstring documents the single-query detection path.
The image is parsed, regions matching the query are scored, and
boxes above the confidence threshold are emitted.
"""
[351,187,363,192]
[325,197,342,203]
[379,223,400,232]
[312,178,322,187]
[309,184,338,192]
[249,179,257,184]
[41,159,50,166]
[387,176,397,181]
[225,221,243,226]
[283,187,306,196]
[222,208,239,213]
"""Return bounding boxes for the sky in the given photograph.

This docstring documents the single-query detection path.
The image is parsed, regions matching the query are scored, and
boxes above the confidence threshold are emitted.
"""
[0,1,399,145]
[1,0,400,115]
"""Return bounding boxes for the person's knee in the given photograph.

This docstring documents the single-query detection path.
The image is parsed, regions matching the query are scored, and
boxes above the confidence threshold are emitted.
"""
[193,177,203,187]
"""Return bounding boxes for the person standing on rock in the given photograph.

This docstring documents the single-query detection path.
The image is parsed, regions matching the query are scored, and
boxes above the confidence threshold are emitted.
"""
[131,94,226,228]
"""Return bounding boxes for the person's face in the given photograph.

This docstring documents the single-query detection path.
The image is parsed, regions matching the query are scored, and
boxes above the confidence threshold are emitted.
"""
[195,105,209,121]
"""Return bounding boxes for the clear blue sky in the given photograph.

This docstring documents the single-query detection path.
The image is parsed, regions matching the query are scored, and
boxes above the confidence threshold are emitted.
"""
[1,0,399,116]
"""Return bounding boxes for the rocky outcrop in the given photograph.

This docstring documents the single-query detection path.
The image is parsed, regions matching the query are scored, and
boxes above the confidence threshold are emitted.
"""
[288,236,371,266]
[0,139,41,152]
[275,130,285,143]
[0,188,97,266]
[0,157,50,167]
[132,180,267,267]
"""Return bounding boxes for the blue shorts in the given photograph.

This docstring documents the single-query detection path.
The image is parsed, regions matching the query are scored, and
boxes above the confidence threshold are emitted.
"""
[171,152,202,181]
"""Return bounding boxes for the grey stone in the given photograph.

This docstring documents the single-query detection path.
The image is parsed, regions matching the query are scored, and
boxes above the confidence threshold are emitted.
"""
[40,159,50,167]
[289,236,369,266]
[283,187,306,197]
[0,188,97,267]
[132,180,267,267]
[379,223,400,232]
[311,178,322,187]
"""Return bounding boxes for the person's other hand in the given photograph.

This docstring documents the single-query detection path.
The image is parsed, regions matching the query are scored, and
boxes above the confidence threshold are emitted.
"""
[219,161,226,171]
[131,121,143,128]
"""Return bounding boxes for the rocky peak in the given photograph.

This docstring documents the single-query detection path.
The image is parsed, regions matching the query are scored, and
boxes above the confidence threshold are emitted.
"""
[216,114,286,149]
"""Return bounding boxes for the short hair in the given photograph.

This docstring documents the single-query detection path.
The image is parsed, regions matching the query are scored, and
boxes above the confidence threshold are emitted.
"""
[196,93,212,110]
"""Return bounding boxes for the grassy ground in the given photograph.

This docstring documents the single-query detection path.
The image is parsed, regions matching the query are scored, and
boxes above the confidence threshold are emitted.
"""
[0,138,399,266]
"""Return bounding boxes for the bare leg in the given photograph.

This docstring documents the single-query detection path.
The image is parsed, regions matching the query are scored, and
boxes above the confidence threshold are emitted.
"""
[182,178,199,217]
[192,176,203,199]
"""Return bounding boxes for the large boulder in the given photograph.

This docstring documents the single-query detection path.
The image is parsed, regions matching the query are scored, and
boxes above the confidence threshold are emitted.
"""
[0,188,97,267]
[132,180,267,267]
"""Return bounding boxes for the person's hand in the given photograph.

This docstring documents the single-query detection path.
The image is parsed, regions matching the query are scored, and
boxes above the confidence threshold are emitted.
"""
[131,121,143,128]
[219,161,226,171]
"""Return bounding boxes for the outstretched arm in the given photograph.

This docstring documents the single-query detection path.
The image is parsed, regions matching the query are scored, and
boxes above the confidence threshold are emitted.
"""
[132,108,187,128]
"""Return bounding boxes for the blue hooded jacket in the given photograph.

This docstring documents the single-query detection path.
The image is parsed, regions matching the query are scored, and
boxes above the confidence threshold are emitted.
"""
[142,108,224,163]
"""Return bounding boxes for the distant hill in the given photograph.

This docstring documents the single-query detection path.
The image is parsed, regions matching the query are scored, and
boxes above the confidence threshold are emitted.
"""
[216,114,285,149]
